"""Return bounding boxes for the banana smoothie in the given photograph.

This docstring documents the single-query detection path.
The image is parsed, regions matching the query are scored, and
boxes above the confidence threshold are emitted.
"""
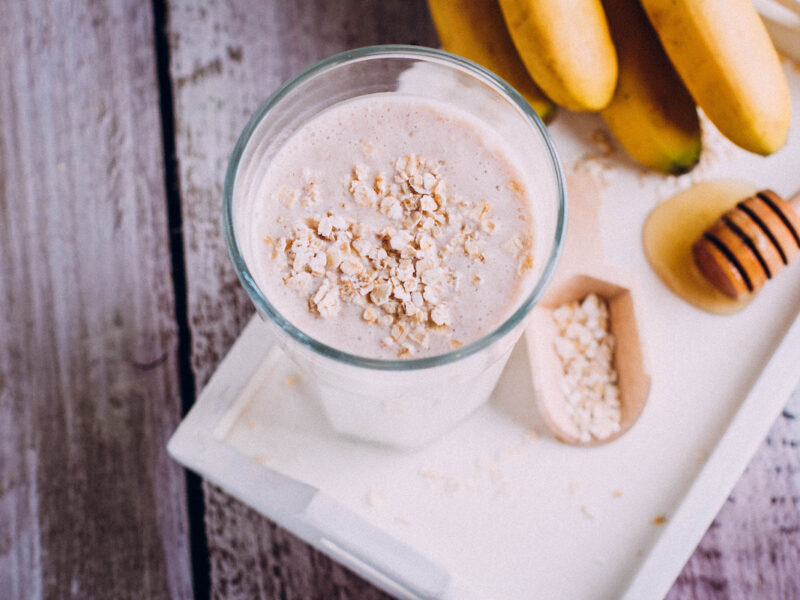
[245,93,537,359]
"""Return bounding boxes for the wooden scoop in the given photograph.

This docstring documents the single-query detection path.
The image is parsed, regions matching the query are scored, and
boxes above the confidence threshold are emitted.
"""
[693,190,800,299]
[525,173,650,446]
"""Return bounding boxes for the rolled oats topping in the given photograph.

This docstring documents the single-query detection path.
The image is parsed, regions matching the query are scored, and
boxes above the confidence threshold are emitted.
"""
[551,294,621,442]
[269,155,517,357]
[251,96,538,360]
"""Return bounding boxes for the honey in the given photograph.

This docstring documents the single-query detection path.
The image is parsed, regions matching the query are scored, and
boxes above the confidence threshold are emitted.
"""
[643,179,758,314]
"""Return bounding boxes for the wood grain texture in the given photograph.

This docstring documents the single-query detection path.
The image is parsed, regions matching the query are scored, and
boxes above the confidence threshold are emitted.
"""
[167,1,436,597]
[0,2,192,598]
[167,1,800,598]
[666,388,800,600]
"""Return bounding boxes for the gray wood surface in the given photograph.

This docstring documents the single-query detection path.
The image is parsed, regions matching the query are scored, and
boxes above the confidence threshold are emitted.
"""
[0,2,192,599]
[166,1,800,599]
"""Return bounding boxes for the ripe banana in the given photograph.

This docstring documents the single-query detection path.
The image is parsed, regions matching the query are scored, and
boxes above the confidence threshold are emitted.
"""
[600,0,701,174]
[497,0,618,112]
[427,0,556,123]
[640,0,791,156]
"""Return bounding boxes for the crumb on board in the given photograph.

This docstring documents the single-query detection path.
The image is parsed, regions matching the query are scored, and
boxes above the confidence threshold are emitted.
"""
[494,483,510,498]
[366,489,387,507]
[381,399,405,415]
[653,515,667,526]
[418,467,463,494]
[284,374,299,387]
[612,489,623,499]
[590,128,615,157]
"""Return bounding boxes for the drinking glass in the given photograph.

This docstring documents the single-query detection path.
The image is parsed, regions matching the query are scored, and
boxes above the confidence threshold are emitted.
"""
[224,45,566,448]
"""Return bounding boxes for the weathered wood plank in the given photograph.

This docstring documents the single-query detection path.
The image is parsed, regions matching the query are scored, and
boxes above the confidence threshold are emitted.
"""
[0,2,192,598]
[167,1,800,597]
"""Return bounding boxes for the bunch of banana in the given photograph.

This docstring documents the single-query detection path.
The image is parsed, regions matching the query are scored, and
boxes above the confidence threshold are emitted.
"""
[427,0,557,122]
[427,0,792,174]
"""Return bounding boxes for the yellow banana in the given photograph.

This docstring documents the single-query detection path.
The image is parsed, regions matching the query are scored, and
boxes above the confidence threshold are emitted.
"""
[427,0,556,123]
[640,0,791,155]
[497,0,618,112]
[601,0,701,174]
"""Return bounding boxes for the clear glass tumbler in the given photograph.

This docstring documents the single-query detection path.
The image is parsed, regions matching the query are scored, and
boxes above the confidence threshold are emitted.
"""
[224,45,566,449]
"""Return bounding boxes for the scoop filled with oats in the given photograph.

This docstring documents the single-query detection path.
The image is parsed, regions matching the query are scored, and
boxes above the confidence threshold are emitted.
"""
[227,50,565,447]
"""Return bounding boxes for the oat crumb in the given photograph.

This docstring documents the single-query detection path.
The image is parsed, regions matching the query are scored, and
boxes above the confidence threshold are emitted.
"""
[652,515,667,526]
[366,489,387,507]
[590,128,615,157]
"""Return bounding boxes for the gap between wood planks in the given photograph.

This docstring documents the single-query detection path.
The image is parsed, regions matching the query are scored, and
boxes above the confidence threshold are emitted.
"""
[152,0,211,597]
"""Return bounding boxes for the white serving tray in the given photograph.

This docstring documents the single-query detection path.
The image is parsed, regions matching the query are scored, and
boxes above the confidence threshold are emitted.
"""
[169,57,800,599]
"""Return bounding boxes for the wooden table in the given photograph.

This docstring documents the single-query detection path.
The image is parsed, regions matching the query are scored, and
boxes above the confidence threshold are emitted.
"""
[3,1,799,598]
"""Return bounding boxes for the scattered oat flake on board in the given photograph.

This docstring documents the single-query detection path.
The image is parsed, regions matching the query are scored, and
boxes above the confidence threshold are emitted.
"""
[612,489,623,498]
[590,128,615,156]
[366,489,387,507]
[284,375,299,387]
[419,466,470,494]
[652,515,667,526]
[494,483,510,498]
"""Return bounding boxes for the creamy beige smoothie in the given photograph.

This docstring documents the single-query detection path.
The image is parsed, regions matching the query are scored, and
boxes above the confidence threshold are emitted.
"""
[246,93,536,359]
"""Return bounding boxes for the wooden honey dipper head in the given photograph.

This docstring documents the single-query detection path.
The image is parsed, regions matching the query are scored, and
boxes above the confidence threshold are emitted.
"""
[692,190,800,299]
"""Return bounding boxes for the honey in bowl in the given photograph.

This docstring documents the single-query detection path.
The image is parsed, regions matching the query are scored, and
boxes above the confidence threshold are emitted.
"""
[643,179,758,314]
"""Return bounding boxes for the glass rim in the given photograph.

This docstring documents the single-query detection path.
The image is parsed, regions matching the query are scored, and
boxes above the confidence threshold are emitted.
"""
[223,44,567,371]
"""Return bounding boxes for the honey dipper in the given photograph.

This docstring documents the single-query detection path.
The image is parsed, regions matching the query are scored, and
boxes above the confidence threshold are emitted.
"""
[692,189,800,299]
